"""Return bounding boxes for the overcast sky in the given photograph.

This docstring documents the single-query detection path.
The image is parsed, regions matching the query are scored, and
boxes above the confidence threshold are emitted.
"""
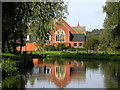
[64,1,106,31]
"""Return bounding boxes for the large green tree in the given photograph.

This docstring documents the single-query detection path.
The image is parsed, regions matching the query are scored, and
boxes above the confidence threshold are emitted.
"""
[101,2,120,51]
[2,2,68,54]
[2,3,31,54]
[28,2,68,50]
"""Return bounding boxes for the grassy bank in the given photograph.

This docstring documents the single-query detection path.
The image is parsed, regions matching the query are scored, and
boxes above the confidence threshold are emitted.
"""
[1,50,120,61]
[26,51,120,61]
[1,53,21,60]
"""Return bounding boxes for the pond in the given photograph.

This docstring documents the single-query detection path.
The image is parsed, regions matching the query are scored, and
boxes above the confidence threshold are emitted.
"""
[2,58,120,88]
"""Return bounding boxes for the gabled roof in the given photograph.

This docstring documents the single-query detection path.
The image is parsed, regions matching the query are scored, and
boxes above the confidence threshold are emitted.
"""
[55,18,86,35]
[70,34,85,41]
[72,26,86,34]
[55,18,77,33]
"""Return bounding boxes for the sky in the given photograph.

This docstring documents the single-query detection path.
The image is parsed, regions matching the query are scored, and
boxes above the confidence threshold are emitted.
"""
[63,0,106,31]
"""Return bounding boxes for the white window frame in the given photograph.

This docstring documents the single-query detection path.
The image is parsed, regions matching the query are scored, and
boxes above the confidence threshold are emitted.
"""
[79,43,83,47]
[55,29,65,42]
[74,43,78,47]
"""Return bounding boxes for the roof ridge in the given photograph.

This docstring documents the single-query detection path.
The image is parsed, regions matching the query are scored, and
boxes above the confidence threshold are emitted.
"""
[55,18,77,33]
[72,26,85,28]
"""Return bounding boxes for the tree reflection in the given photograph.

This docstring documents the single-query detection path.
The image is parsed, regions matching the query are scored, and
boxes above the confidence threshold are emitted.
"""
[100,61,120,88]
[83,60,100,70]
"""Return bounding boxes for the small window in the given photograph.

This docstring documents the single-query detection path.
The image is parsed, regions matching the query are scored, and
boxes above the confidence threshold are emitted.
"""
[79,43,83,47]
[74,43,77,47]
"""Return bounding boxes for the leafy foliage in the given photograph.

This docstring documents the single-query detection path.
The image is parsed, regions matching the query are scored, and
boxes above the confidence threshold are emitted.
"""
[2,76,19,88]
[27,2,68,49]
[2,2,31,54]
[86,29,103,39]
[2,58,18,76]
[44,45,55,51]
[84,37,99,50]
[2,2,68,54]
[56,43,66,51]
[101,2,120,51]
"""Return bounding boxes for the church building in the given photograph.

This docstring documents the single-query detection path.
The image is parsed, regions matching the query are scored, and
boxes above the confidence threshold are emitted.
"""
[17,18,86,51]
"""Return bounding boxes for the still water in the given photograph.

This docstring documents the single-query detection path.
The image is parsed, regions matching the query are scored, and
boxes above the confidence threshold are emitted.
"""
[2,58,120,88]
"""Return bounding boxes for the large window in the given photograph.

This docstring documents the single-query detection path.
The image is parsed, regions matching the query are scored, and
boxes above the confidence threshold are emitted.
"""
[56,29,65,41]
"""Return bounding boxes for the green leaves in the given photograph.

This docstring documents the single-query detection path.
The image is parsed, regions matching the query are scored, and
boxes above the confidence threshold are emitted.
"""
[102,2,120,50]
[84,37,99,50]
[29,2,68,45]
[2,2,68,53]
[2,58,18,75]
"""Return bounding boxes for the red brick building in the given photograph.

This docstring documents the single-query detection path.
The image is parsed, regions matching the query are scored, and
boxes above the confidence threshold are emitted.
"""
[17,18,86,51]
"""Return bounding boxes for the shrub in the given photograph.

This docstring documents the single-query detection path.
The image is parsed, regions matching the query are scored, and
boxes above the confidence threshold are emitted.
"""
[74,48,86,51]
[66,46,75,51]
[56,43,66,51]
[44,45,55,51]
[2,58,18,76]
[2,75,19,88]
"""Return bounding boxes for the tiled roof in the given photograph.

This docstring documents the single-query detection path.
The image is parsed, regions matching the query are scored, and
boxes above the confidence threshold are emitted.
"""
[70,34,86,41]
[72,26,86,34]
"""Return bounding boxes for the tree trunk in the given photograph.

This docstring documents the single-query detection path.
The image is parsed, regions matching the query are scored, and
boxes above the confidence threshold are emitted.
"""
[19,37,23,55]
[2,39,5,53]
[13,37,17,54]
[13,30,17,54]
[6,40,12,54]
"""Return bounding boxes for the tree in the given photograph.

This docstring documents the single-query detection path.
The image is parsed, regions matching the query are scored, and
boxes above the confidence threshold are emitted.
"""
[30,2,68,50]
[101,2,120,51]
[2,3,31,54]
[84,37,99,52]
[2,2,68,54]
[86,29,103,39]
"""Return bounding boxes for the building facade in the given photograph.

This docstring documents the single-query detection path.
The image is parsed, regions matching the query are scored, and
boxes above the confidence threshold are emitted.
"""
[17,18,86,51]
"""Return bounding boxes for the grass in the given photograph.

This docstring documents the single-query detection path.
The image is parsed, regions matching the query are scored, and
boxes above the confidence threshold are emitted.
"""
[25,51,120,61]
[1,50,120,61]
[26,50,120,55]
[1,53,19,57]
[0,53,21,60]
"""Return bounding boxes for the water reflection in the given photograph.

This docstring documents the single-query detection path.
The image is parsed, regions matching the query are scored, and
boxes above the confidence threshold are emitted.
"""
[31,58,86,88]
[100,61,120,88]
[2,58,120,88]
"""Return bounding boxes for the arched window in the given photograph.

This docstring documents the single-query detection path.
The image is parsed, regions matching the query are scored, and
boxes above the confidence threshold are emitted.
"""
[56,29,65,41]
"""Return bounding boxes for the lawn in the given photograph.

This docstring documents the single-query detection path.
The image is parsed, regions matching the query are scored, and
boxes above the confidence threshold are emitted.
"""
[1,50,120,61]
[1,53,21,59]
[26,51,120,61]
[26,50,120,55]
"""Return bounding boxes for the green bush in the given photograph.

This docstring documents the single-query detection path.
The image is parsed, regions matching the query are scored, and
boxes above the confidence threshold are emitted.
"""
[56,43,66,51]
[66,46,86,51]
[2,58,18,76]
[74,48,86,51]
[44,45,55,51]
[2,75,19,88]
[66,47,75,50]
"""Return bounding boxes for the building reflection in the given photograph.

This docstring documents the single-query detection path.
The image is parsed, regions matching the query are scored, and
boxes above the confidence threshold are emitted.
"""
[31,58,86,88]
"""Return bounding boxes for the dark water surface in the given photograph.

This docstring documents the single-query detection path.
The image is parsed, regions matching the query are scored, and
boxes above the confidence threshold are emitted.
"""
[2,58,120,88]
